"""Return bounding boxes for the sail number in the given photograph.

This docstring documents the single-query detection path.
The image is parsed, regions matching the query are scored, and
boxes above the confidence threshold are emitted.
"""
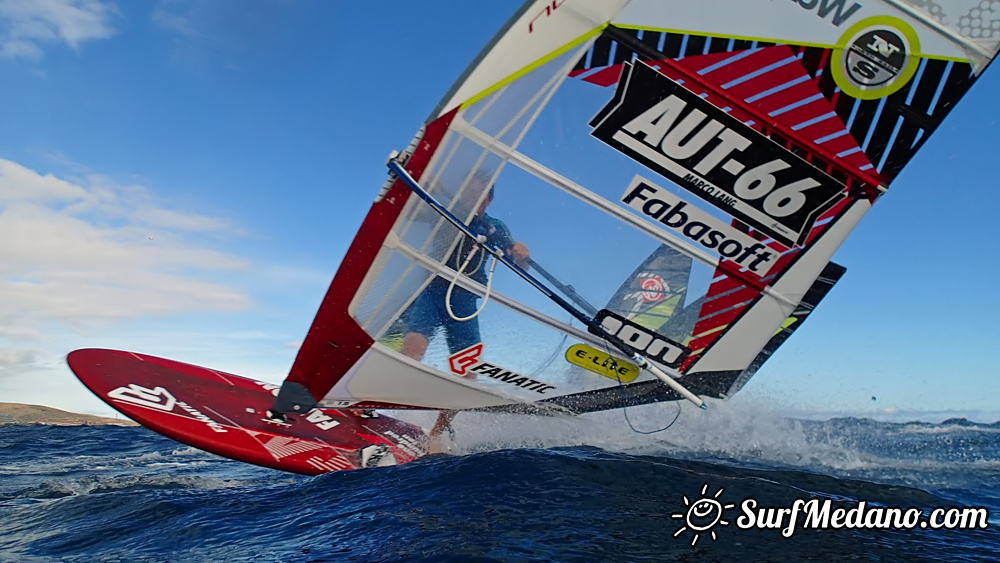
[732,160,820,217]
[591,61,846,247]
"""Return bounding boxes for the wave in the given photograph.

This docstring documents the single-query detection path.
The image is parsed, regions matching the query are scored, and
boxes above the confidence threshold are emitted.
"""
[425,398,1000,465]
[390,397,1000,512]
[1,422,997,561]
[4,474,253,501]
[9,447,996,562]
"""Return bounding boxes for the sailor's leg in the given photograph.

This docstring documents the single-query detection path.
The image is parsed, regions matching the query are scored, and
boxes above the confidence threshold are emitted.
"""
[430,410,457,436]
[401,332,429,360]
[428,410,458,454]
[442,289,482,355]
[401,284,440,360]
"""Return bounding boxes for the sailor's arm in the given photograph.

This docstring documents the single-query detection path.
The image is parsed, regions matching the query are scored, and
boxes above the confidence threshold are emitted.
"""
[487,216,529,269]
[507,241,530,270]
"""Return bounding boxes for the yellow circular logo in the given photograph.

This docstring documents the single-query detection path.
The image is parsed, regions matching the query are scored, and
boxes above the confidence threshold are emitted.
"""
[832,16,921,100]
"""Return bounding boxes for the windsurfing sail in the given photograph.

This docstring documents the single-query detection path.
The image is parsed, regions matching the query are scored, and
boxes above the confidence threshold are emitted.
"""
[271,0,998,417]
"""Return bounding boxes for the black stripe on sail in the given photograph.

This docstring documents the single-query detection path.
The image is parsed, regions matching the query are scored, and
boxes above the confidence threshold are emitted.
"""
[684,35,707,58]
[847,98,880,152]
[907,60,947,118]
[841,60,976,180]
[937,61,977,118]
[573,28,767,74]
[887,61,946,161]
[612,45,631,65]
[798,46,827,79]
[880,61,976,177]
[706,36,730,54]
[866,83,916,171]
[661,33,684,59]
[639,29,661,53]
[731,39,753,51]
[816,57,839,100]
[833,88,858,129]
[589,34,614,69]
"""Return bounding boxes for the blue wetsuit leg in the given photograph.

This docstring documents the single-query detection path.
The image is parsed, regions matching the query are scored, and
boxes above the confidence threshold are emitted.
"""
[405,278,482,353]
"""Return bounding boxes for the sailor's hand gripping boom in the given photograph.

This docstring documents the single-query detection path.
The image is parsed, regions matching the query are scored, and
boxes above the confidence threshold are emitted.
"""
[386,157,707,410]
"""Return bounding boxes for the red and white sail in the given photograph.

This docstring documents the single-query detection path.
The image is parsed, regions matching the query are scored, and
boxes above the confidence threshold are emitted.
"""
[274,0,998,414]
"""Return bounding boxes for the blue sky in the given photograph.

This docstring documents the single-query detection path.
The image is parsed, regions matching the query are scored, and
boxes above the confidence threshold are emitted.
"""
[1,0,998,423]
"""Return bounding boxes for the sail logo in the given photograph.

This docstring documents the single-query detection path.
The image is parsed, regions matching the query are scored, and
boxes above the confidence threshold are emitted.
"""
[449,344,557,394]
[866,34,900,58]
[467,362,557,394]
[596,309,690,368]
[448,343,483,376]
[638,274,667,303]
[527,0,564,33]
[622,176,780,275]
[832,16,919,100]
[846,30,905,86]
[591,61,844,247]
[565,343,639,383]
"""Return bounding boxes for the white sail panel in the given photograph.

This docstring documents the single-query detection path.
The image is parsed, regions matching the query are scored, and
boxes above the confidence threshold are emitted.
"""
[613,0,999,68]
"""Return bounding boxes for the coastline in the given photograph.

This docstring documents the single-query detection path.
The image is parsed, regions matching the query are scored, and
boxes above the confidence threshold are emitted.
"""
[0,402,137,427]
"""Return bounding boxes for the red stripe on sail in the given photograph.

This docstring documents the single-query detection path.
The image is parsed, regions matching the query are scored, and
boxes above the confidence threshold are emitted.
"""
[574,44,881,190]
[284,109,459,400]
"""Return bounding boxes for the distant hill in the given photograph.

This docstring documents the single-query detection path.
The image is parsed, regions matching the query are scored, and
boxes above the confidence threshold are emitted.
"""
[0,403,137,427]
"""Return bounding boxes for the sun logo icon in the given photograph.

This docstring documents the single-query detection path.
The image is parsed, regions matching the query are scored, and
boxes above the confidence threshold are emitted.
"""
[672,483,735,546]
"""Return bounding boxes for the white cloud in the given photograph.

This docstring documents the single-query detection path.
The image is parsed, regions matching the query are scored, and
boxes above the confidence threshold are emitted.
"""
[0,158,339,413]
[0,157,89,201]
[130,207,231,232]
[0,158,258,408]
[0,158,251,333]
[0,0,118,61]
[0,323,44,341]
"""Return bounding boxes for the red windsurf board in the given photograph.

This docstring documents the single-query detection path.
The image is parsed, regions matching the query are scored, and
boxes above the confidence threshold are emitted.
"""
[67,348,427,474]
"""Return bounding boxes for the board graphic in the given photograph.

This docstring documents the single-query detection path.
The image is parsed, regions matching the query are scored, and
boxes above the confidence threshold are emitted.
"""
[68,349,426,475]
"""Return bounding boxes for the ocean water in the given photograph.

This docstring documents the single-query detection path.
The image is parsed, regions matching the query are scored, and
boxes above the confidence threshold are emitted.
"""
[1,402,998,562]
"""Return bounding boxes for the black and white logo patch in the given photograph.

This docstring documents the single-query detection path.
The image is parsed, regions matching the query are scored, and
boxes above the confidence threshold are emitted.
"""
[846,29,906,88]
[832,16,920,100]
[590,61,845,247]
[595,309,690,368]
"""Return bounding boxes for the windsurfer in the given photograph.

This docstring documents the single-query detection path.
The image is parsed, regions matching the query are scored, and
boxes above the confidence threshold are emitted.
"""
[401,185,529,453]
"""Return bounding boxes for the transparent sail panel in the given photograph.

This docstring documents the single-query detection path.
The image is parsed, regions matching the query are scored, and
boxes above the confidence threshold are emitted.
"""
[348,38,787,403]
